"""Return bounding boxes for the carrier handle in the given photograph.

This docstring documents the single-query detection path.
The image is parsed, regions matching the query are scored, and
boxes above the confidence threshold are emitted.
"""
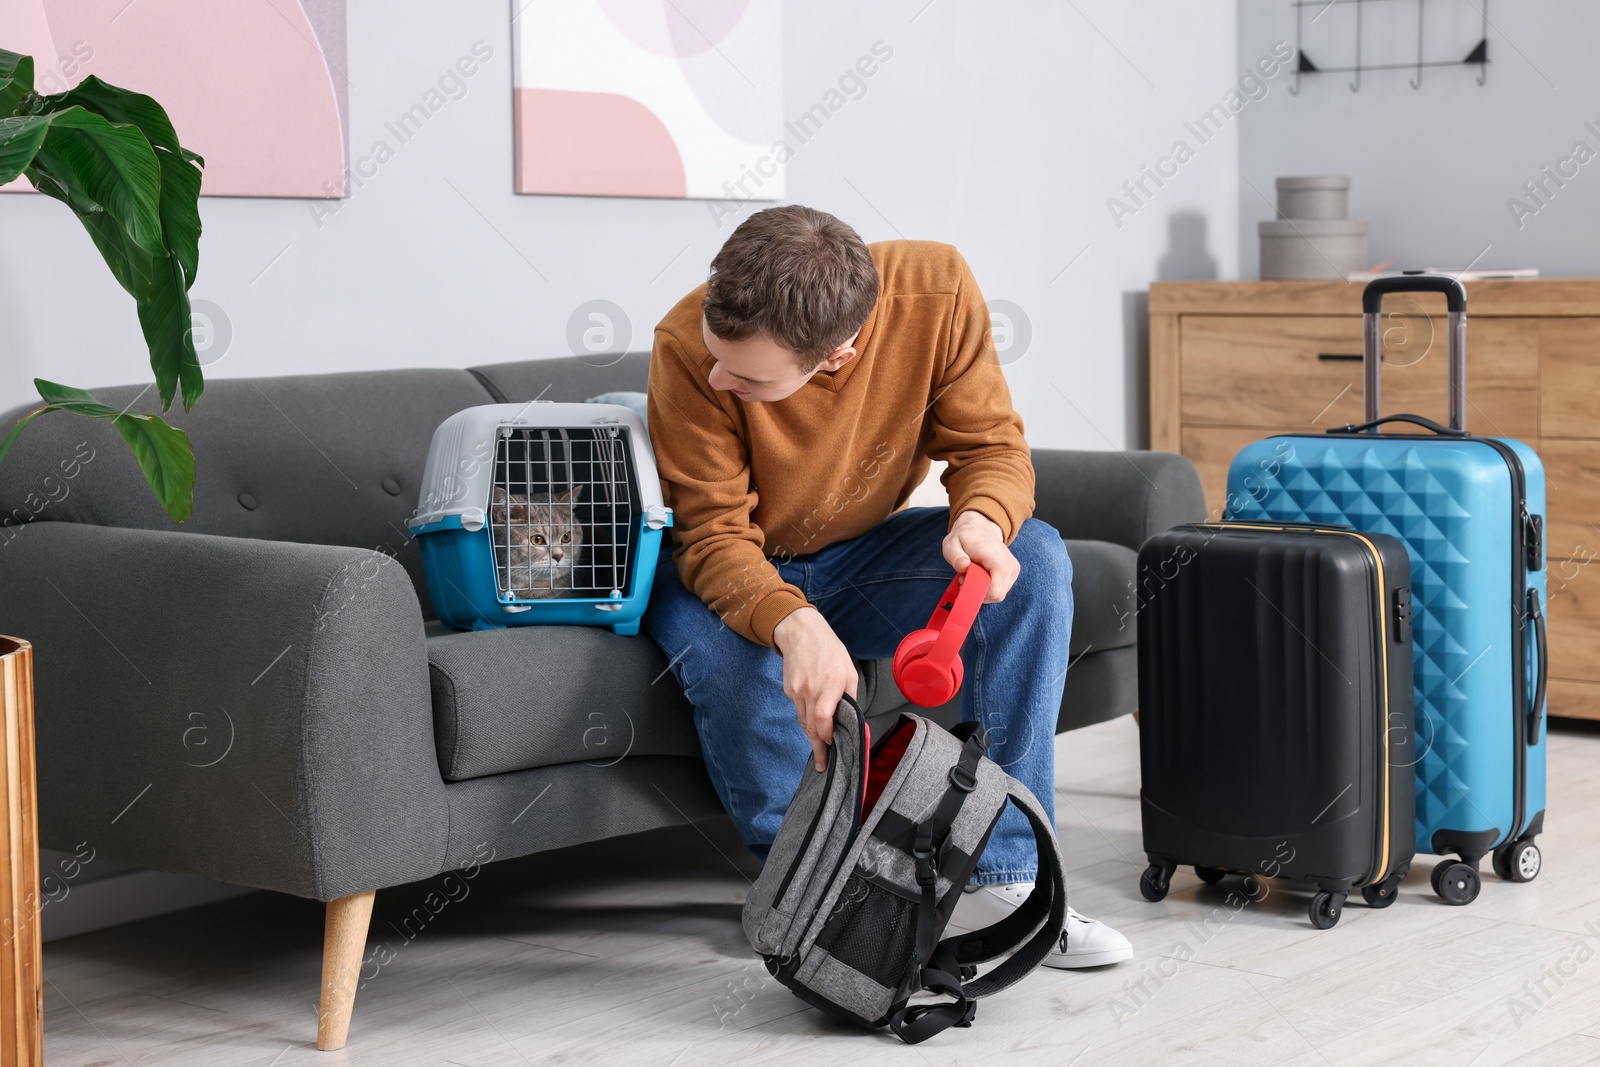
[1328,413,1470,438]
[1361,274,1467,432]
[1527,588,1548,746]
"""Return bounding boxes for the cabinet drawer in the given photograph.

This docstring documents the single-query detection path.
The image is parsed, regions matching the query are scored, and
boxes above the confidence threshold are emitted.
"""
[1547,571,1600,683]
[1180,316,1366,428]
[1180,425,1302,519]
[1540,439,1600,560]
[1548,679,1600,721]
[1179,315,1538,438]
[1541,318,1600,437]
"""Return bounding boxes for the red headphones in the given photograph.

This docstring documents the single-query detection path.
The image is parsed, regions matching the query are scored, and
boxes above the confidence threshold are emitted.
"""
[892,564,991,707]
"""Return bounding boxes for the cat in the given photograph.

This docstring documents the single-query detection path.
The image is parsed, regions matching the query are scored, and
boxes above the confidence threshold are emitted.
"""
[490,485,585,598]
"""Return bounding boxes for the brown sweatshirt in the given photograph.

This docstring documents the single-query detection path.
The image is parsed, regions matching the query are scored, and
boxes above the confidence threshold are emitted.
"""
[647,240,1034,648]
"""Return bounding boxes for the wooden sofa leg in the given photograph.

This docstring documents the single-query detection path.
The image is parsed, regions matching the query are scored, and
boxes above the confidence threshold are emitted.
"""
[317,890,375,1051]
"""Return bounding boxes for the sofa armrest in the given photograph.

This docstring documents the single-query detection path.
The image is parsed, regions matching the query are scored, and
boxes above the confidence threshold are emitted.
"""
[0,522,447,901]
[1030,449,1206,552]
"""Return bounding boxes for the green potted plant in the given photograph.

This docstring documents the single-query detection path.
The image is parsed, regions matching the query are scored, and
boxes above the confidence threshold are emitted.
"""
[0,48,204,522]
[0,51,206,1063]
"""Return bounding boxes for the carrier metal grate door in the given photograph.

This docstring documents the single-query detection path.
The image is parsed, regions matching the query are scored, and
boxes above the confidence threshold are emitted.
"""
[490,425,637,599]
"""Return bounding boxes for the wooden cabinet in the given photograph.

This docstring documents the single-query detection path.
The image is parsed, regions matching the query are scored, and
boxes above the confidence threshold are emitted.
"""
[1540,318,1600,437]
[1150,280,1600,720]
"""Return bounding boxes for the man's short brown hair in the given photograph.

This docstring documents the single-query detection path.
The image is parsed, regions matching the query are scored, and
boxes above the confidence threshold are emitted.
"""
[703,205,879,371]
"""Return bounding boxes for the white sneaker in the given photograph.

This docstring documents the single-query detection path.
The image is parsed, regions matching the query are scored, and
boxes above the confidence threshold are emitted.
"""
[947,882,1133,969]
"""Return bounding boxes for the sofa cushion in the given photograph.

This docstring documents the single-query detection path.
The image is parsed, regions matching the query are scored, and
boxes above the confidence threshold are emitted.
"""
[1063,538,1138,656]
[427,623,704,780]
[426,619,943,781]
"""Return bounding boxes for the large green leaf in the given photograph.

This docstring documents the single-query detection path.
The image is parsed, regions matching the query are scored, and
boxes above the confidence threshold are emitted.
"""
[27,106,165,258]
[156,144,203,285]
[109,405,194,521]
[0,57,205,517]
[23,105,203,412]
[73,209,200,411]
[14,207,201,421]
[135,251,203,408]
[0,113,51,184]
[45,77,203,284]
[29,379,115,413]
[45,77,179,151]
[25,81,206,408]
[73,197,160,300]
[0,49,33,117]
[0,380,196,522]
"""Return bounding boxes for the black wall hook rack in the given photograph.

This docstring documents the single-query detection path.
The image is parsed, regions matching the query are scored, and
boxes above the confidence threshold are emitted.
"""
[1287,0,1489,95]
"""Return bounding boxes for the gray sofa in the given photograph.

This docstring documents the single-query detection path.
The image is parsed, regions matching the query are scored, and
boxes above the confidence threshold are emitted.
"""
[0,353,1202,1049]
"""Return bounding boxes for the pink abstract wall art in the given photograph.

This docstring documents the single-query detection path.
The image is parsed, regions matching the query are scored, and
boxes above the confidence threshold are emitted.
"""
[514,0,784,200]
[0,0,349,198]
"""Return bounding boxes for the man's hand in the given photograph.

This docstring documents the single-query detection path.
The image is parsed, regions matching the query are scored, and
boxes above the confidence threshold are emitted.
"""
[772,606,859,772]
[943,510,1021,602]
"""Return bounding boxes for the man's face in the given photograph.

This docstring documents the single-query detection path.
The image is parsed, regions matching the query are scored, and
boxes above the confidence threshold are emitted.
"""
[702,318,856,403]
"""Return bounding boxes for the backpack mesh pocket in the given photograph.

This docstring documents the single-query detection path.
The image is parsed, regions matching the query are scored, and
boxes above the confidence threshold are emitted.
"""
[814,872,920,989]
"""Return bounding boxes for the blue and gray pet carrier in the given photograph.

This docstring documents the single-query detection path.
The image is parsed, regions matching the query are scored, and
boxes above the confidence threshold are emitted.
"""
[408,403,672,634]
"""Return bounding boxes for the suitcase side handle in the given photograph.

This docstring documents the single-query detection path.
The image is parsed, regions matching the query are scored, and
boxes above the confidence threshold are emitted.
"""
[1527,588,1548,746]
[1362,274,1468,432]
[1327,413,1469,438]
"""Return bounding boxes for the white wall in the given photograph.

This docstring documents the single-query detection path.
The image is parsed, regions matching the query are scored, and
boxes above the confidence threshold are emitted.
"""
[7,0,1239,931]
[1,0,1239,452]
[1238,0,1600,278]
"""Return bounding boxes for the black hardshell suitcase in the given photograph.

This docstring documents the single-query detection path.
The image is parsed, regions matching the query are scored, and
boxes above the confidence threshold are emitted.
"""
[1136,521,1416,929]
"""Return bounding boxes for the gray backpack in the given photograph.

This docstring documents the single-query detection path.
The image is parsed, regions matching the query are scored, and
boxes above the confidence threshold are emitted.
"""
[742,696,1067,1043]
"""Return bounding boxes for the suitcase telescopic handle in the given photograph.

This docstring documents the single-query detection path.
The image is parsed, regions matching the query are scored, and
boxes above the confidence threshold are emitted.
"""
[1361,274,1468,432]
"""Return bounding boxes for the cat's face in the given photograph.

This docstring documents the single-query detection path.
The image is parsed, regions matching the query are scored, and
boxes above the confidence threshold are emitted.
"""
[491,485,585,596]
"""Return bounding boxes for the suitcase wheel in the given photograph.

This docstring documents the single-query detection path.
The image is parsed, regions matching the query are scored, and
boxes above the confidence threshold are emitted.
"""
[1492,839,1542,883]
[1431,859,1482,905]
[1360,870,1404,909]
[1309,891,1346,930]
[1194,866,1227,885]
[1139,864,1173,902]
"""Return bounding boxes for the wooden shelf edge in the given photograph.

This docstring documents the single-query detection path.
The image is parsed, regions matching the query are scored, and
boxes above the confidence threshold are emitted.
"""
[1150,279,1600,317]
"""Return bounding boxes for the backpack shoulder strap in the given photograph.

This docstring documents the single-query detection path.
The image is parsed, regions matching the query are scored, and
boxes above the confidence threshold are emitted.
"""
[885,728,988,1044]
[886,778,1066,1043]
[947,780,1068,1001]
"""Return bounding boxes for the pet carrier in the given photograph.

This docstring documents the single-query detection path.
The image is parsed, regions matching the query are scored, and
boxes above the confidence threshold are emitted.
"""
[407,403,672,634]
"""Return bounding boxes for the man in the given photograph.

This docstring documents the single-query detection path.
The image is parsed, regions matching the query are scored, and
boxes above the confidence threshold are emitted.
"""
[644,205,1131,969]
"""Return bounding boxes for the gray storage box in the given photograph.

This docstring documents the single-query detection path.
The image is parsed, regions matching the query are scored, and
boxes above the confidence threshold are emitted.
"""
[1276,175,1351,220]
[1259,218,1368,280]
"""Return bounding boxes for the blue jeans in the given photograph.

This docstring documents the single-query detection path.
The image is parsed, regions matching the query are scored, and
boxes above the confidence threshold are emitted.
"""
[643,507,1072,886]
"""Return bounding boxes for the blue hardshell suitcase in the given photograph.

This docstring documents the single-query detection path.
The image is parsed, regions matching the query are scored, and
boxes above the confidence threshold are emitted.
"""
[1226,275,1548,905]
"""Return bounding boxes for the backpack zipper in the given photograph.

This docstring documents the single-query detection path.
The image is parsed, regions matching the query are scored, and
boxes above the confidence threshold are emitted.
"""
[769,748,835,916]
[788,712,876,958]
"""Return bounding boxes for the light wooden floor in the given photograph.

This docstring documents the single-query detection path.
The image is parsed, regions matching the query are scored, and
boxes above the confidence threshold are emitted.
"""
[41,717,1600,1066]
